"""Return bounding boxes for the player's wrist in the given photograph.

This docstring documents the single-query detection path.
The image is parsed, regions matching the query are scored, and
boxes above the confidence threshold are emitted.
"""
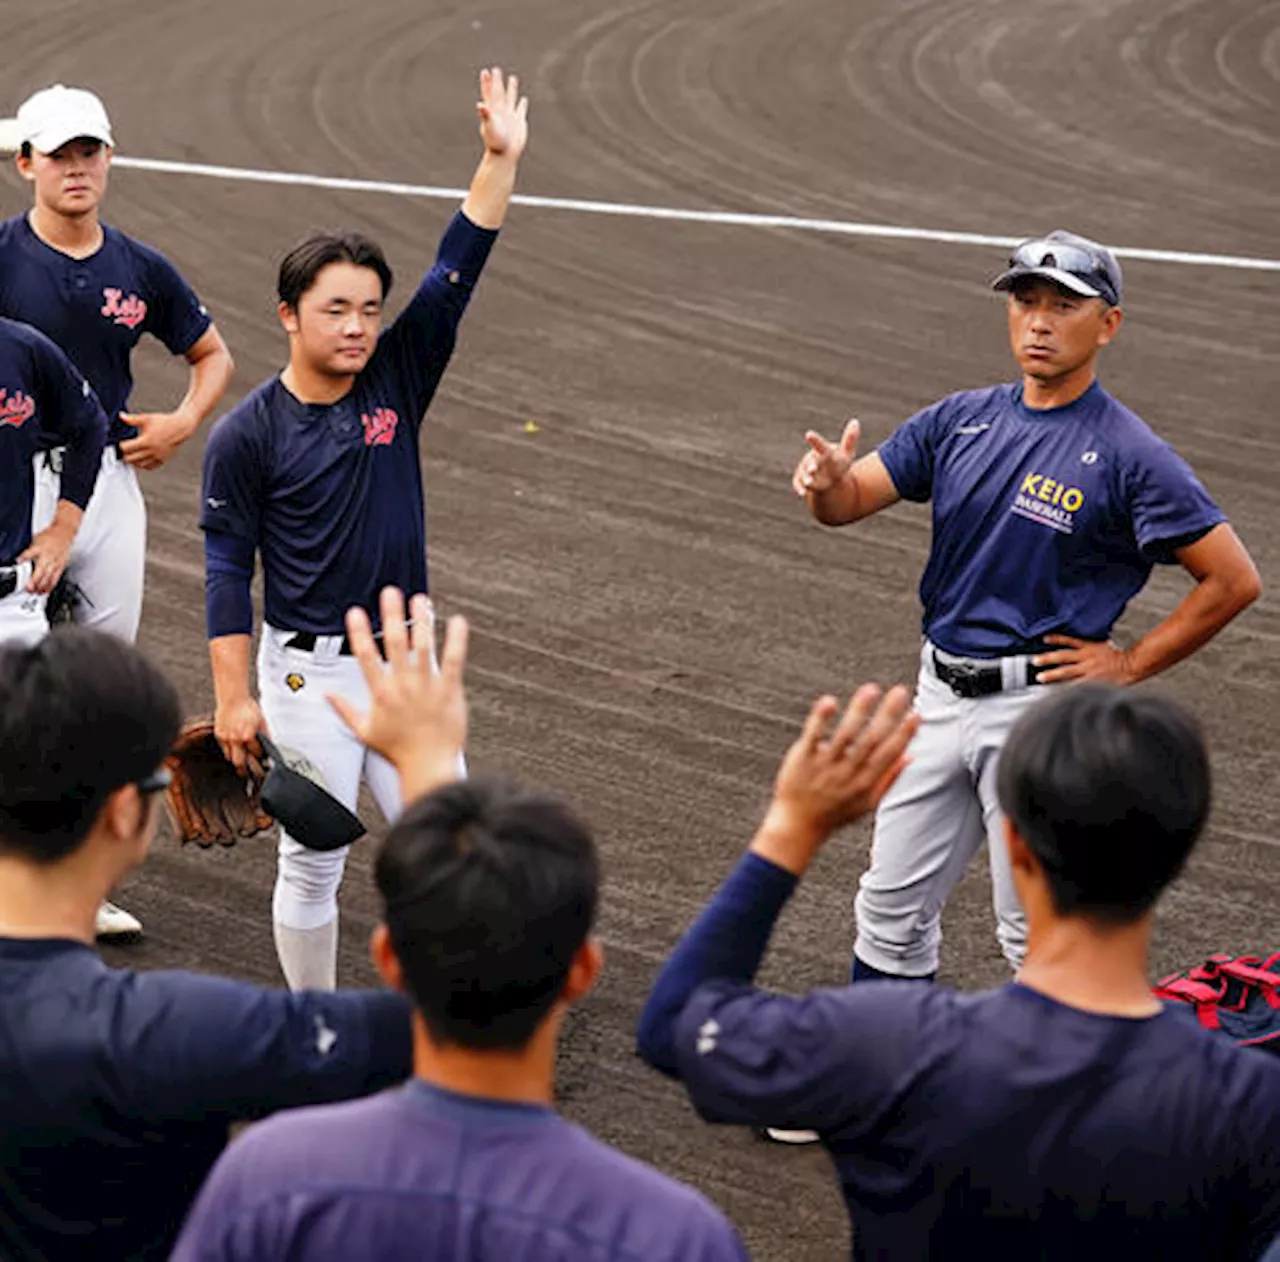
[749,800,829,876]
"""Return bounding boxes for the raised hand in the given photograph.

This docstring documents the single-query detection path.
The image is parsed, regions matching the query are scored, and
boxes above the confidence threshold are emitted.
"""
[793,418,860,497]
[329,587,469,801]
[477,67,529,161]
[119,410,198,471]
[750,684,919,876]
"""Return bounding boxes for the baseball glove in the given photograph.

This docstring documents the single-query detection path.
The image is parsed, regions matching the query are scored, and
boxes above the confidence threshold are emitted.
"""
[164,716,274,847]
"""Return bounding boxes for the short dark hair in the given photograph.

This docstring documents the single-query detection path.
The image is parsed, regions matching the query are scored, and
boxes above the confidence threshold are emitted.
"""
[19,141,31,160]
[277,233,393,309]
[376,779,599,1051]
[997,684,1210,924]
[0,628,181,863]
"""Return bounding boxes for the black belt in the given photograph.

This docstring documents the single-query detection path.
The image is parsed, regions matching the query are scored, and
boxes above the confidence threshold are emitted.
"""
[284,631,386,658]
[42,443,123,473]
[0,565,17,601]
[933,652,1041,699]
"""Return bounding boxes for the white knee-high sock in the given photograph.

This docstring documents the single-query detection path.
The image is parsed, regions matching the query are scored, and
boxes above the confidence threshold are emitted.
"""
[273,916,339,991]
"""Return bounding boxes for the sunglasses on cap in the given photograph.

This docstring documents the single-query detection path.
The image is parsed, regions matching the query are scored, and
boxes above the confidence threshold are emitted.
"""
[1005,238,1120,306]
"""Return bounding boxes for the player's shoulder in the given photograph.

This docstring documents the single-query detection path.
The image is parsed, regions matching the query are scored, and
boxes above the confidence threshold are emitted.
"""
[208,378,282,446]
[0,213,26,251]
[0,313,67,363]
[910,383,1014,430]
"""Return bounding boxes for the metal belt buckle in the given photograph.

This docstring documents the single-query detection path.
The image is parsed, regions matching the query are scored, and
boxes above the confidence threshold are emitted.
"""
[0,568,17,601]
[949,660,984,698]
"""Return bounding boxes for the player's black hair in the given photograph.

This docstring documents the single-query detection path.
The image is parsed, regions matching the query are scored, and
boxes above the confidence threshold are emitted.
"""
[19,142,31,160]
[376,778,599,1052]
[0,628,181,864]
[277,233,394,308]
[997,683,1210,924]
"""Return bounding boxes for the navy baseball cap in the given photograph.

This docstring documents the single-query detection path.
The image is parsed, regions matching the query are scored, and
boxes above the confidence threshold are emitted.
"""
[992,230,1123,307]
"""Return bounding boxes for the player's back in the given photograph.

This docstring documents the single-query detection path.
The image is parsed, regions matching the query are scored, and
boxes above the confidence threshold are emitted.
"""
[172,1080,748,1262]
[830,983,1280,1259]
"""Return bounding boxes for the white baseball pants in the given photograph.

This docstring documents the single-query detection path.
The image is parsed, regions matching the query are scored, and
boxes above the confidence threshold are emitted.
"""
[0,562,48,648]
[853,641,1050,977]
[34,447,147,643]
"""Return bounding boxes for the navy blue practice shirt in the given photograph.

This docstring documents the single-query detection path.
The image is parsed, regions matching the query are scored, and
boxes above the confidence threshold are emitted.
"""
[200,211,497,635]
[0,213,212,443]
[637,854,1280,1262]
[876,381,1225,656]
[0,937,412,1262]
[0,316,107,560]
[171,1081,748,1262]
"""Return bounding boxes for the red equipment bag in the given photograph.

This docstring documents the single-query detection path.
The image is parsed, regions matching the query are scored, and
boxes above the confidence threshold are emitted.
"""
[1154,953,1280,1051]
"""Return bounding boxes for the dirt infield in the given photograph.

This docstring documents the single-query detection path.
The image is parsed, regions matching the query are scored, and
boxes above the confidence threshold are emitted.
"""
[5,0,1278,1256]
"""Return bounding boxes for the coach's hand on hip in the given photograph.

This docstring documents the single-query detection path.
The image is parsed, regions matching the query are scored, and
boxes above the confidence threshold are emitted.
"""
[119,409,198,471]
[750,684,919,878]
[215,697,266,777]
[330,587,469,804]
[1033,635,1137,685]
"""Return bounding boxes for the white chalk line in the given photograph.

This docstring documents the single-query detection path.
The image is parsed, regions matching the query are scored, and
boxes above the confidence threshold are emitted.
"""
[113,155,1280,274]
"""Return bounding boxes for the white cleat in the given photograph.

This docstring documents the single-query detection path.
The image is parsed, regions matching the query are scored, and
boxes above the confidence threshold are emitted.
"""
[762,1128,821,1145]
[96,900,143,940]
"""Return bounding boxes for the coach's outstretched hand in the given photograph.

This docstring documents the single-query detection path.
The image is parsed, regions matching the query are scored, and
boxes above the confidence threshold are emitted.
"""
[750,685,919,878]
[477,66,529,161]
[329,587,469,803]
[793,418,860,496]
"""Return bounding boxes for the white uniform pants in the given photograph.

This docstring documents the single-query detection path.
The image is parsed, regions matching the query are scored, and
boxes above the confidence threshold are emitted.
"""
[853,642,1050,977]
[0,562,48,648]
[258,626,405,931]
[34,447,147,643]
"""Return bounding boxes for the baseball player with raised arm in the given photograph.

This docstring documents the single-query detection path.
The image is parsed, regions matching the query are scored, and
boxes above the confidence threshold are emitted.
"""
[0,85,234,939]
[201,67,528,992]
[0,316,106,645]
[793,231,1260,997]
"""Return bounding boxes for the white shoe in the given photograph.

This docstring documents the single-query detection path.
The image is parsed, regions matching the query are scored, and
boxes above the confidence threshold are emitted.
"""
[762,1128,821,1145]
[96,901,143,940]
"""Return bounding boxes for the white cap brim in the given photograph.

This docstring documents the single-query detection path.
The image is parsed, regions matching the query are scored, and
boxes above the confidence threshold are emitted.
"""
[25,122,114,154]
[992,265,1102,299]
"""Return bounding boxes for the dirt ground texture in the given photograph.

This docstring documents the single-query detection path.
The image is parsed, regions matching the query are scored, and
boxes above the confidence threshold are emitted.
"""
[4,0,1278,1257]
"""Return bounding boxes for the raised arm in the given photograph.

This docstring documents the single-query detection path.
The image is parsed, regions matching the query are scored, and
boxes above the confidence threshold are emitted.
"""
[791,419,901,526]
[460,67,529,230]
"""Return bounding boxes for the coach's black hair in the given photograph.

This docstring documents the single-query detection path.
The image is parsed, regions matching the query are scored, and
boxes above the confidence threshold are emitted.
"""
[19,142,31,160]
[376,779,599,1052]
[277,233,393,308]
[0,628,181,863]
[997,683,1210,925]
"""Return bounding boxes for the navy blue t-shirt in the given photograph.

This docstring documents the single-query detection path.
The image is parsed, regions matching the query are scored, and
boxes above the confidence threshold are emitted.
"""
[0,213,212,443]
[0,317,107,560]
[200,211,497,634]
[639,855,1280,1262]
[0,937,412,1261]
[171,1080,748,1262]
[876,381,1225,656]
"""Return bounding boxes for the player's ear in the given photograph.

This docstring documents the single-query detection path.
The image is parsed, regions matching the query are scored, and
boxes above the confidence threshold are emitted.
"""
[277,301,300,336]
[370,923,405,991]
[14,152,34,183]
[561,937,604,1005]
[1004,816,1035,876]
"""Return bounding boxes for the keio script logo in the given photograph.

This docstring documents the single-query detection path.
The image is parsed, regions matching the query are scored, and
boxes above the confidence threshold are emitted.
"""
[101,288,147,329]
[0,389,36,428]
[361,406,399,447]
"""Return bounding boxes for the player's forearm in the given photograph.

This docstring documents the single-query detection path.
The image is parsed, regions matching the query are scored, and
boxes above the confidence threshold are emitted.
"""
[176,330,235,433]
[1126,567,1261,683]
[209,635,254,705]
[41,501,84,544]
[461,151,520,231]
[636,852,796,1076]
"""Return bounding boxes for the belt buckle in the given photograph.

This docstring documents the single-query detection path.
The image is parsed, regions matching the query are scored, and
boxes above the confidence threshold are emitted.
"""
[949,660,984,699]
[0,568,17,601]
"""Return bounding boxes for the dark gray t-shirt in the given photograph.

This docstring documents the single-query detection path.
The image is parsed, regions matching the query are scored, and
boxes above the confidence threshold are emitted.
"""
[171,1080,749,1262]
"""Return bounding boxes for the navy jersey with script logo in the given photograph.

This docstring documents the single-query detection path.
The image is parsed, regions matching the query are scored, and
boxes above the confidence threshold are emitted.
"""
[171,1081,749,1262]
[0,317,107,560]
[0,214,212,443]
[876,380,1225,656]
[200,211,497,634]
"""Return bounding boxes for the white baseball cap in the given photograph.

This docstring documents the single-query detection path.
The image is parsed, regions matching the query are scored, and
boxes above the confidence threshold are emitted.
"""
[14,85,114,154]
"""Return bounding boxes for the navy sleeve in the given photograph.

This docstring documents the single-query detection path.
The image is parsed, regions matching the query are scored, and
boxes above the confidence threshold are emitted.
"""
[1124,438,1227,564]
[876,395,956,503]
[30,330,107,509]
[109,971,412,1124]
[637,853,797,1075]
[373,210,499,424]
[201,415,264,542]
[141,245,214,356]
[673,980,942,1136]
[205,530,255,638]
